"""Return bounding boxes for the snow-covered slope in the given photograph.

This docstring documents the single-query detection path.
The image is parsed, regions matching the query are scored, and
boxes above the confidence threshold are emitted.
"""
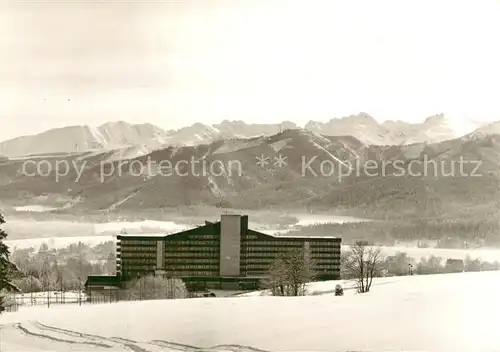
[0,120,302,158]
[162,121,300,147]
[465,120,500,140]
[306,113,484,145]
[214,120,299,138]
[402,113,482,144]
[163,123,222,146]
[0,121,170,158]
[0,125,107,157]
[1,271,499,352]
[305,112,388,145]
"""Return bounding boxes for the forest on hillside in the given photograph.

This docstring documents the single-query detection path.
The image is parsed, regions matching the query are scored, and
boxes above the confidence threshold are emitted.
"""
[285,217,500,248]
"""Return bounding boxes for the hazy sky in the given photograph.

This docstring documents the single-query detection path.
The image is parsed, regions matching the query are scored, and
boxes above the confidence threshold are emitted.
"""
[1,0,500,141]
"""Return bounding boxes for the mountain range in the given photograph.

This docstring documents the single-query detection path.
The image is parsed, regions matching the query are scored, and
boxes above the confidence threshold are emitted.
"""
[1,127,499,222]
[0,120,298,159]
[0,113,491,159]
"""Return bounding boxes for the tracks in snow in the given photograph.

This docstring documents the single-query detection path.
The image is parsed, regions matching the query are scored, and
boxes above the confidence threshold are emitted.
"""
[5,321,271,352]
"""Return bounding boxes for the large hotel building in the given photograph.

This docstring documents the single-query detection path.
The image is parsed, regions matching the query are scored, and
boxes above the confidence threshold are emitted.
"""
[88,214,341,292]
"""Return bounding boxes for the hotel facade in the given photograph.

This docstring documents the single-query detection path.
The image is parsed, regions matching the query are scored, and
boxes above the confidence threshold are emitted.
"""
[89,214,341,292]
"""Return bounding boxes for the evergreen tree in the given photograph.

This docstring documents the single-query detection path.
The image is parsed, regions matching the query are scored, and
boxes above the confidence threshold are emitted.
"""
[0,212,20,313]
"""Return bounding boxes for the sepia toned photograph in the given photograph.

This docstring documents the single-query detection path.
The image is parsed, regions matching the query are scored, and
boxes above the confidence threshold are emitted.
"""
[1,0,500,351]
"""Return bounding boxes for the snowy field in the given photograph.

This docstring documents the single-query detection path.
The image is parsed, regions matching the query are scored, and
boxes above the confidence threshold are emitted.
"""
[13,205,59,212]
[1,271,499,352]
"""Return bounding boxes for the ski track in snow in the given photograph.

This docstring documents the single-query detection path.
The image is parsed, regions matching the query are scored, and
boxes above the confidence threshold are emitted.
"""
[1,321,272,352]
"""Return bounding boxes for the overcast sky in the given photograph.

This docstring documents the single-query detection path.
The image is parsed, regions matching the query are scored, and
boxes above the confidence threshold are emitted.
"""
[1,0,500,141]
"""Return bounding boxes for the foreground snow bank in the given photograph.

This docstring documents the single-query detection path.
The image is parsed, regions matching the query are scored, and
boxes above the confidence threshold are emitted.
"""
[1,272,500,352]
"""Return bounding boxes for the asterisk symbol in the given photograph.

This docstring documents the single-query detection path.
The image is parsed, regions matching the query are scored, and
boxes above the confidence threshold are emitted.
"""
[256,154,270,168]
[274,153,288,168]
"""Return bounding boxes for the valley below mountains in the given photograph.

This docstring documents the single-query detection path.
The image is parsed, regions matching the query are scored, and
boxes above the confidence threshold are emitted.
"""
[1,115,500,247]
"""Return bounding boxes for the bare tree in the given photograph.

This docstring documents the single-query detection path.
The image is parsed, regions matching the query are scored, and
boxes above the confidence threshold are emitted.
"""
[39,259,53,307]
[267,256,289,296]
[127,275,187,300]
[343,241,383,293]
[382,252,416,276]
[13,275,42,292]
[55,269,64,303]
[416,255,443,275]
[266,248,315,296]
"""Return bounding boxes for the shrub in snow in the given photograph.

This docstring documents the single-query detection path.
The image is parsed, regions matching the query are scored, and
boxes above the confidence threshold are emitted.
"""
[123,275,187,300]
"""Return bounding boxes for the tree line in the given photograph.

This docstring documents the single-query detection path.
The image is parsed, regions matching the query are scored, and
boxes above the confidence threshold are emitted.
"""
[285,217,500,248]
[0,212,21,312]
